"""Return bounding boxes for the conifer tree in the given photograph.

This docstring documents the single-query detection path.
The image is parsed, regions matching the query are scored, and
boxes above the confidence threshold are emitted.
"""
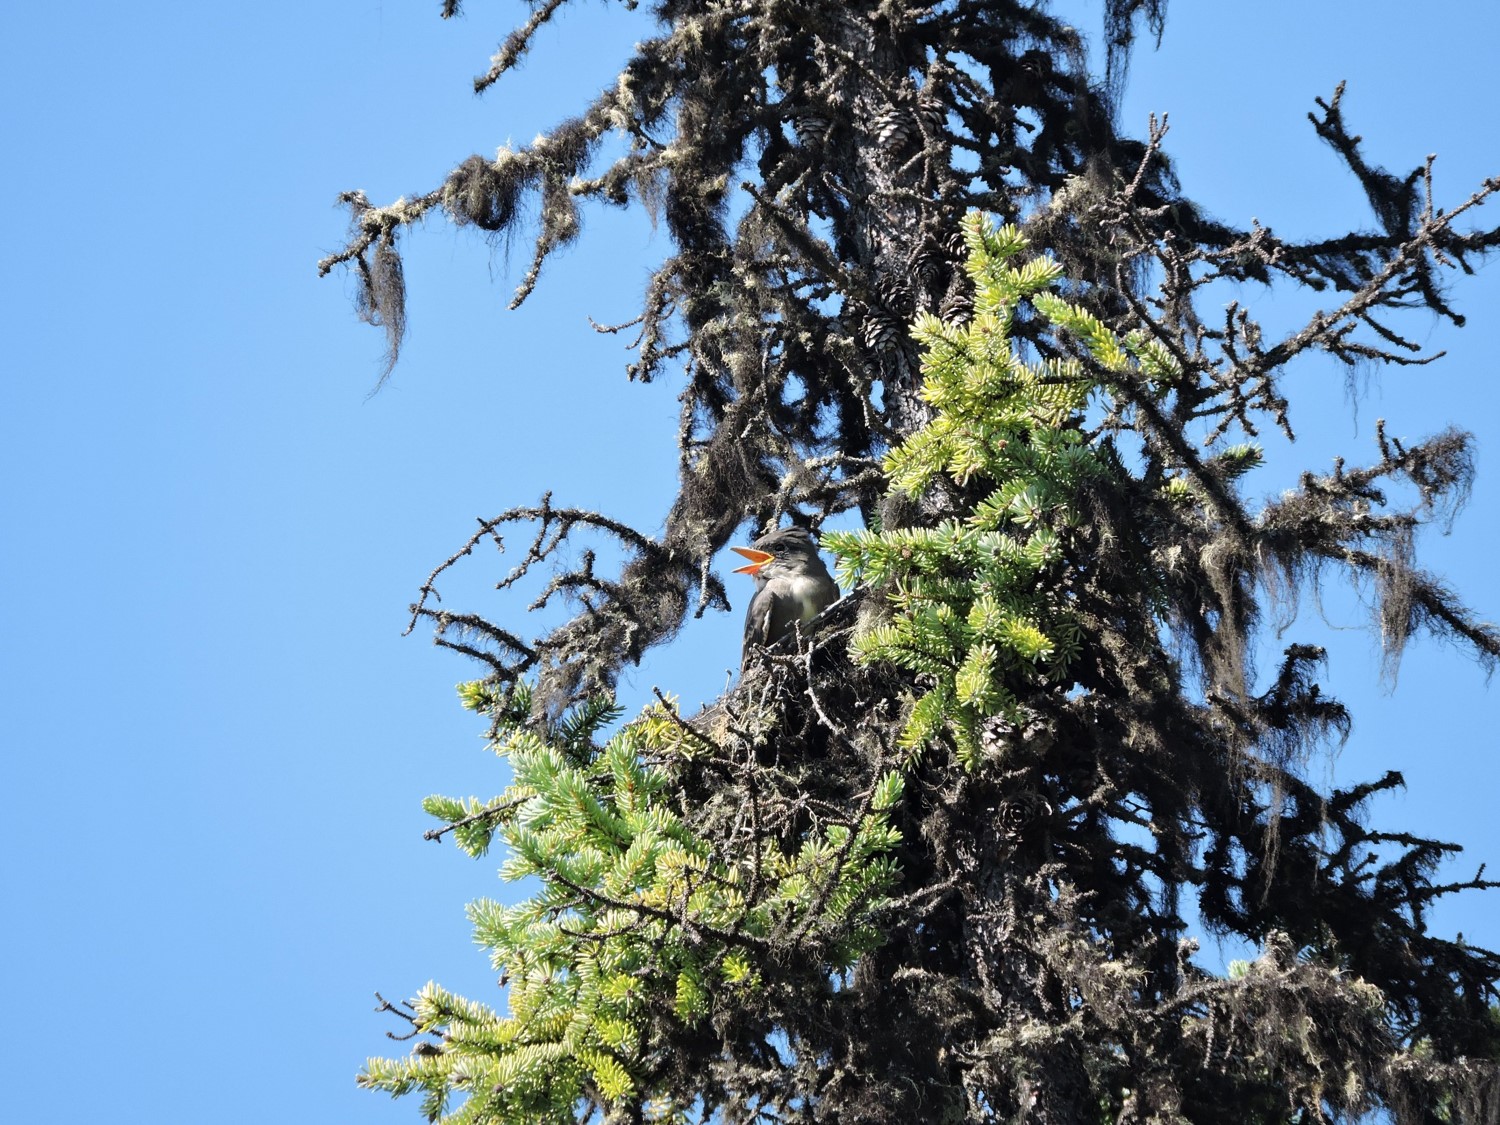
[324,3,1500,1121]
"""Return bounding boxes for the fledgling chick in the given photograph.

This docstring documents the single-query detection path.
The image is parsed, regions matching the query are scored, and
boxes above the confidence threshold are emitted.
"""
[731,526,840,669]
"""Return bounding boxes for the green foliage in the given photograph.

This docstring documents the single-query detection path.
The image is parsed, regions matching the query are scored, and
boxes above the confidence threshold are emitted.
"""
[365,208,1500,1122]
[360,691,905,1122]
[827,213,1171,766]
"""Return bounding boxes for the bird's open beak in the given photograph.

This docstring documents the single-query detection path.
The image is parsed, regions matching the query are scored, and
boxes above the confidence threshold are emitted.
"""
[731,546,775,575]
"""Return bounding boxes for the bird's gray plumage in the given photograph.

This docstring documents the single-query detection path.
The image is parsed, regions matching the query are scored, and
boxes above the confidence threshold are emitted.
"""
[733,527,840,668]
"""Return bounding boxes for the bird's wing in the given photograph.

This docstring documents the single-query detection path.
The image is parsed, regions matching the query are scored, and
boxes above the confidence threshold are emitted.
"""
[743,584,780,652]
[814,572,840,615]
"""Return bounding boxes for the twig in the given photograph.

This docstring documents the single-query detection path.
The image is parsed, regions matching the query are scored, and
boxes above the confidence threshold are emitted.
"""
[423,795,530,843]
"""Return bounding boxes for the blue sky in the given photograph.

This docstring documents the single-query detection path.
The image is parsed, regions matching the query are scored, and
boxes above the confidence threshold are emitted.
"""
[2,3,1496,1122]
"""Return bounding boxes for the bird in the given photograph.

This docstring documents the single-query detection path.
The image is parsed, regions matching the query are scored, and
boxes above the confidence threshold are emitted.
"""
[731,526,840,668]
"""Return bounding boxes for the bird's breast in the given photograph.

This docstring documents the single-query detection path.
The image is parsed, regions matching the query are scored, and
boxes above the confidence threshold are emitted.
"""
[785,573,835,620]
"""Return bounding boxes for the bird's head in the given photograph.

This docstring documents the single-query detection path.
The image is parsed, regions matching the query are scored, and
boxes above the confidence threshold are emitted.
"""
[730,527,821,582]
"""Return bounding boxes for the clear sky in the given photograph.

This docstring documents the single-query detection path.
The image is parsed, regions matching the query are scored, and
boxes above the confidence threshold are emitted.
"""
[3,3,1496,1122]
